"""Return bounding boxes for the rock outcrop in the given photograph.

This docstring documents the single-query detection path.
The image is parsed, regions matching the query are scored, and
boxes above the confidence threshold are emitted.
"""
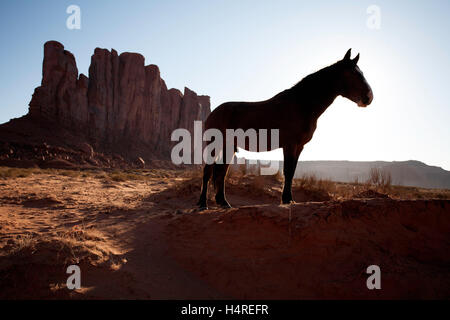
[28,41,210,160]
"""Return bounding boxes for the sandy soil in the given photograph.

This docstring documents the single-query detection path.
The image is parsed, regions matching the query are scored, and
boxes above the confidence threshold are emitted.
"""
[0,171,449,299]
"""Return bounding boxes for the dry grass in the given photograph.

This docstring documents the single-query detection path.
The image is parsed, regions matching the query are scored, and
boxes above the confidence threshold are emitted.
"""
[2,224,120,268]
[293,174,336,193]
[5,233,36,254]
[0,167,40,179]
[0,166,181,182]
[386,185,450,200]
[289,170,449,201]
[1,165,448,201]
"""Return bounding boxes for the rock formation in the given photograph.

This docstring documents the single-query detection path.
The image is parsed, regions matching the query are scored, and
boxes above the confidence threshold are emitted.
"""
[28,41,210,160]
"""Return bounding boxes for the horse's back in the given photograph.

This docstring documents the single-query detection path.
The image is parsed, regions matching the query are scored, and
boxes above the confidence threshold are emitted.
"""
[205,102,241,131]
[206,100,282,132]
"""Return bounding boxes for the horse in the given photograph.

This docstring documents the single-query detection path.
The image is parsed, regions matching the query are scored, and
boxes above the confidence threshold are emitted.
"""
[197,49,373,209]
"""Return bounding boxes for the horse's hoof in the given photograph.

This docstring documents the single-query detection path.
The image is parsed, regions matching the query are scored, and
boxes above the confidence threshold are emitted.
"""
[197,198,207,207]
[281,200,295,205]
[215,195,231,209]
[216,199,232,208]
[197,201,208,210]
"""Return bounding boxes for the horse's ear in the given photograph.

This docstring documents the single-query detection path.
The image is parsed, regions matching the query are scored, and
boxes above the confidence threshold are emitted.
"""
[352,53,360,65]
[343,49,352,61]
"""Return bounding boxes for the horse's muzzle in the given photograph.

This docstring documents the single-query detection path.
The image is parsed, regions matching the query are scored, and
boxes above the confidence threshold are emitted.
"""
[359,90,373,107]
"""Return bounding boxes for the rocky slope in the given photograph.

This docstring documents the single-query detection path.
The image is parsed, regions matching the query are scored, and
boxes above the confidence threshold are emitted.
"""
[0,41,210,166]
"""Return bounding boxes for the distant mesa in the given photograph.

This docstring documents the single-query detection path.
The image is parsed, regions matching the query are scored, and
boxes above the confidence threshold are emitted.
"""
[240,160,450,190]
[0,41,210,167]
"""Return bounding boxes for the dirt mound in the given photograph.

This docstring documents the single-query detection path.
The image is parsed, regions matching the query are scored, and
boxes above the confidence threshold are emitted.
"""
[0,228,126,299]
[292,186,331,202]
[21,196,63,208]
[167,199,450,299]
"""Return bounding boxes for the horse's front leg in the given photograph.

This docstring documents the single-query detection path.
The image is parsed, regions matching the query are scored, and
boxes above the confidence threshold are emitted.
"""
[282,144,303,204]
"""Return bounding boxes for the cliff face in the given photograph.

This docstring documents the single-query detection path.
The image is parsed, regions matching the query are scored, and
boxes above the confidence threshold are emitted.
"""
[28,41,210,160]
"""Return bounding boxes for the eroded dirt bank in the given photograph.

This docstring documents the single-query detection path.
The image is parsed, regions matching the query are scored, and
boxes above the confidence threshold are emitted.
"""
[168,199,450,299]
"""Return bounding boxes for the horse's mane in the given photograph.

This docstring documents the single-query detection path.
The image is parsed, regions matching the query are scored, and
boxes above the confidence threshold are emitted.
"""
[290,62,338,91]
[268,61,340,101]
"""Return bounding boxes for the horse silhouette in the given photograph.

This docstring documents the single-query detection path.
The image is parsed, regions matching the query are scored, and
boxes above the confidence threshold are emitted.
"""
[198,49,373,209]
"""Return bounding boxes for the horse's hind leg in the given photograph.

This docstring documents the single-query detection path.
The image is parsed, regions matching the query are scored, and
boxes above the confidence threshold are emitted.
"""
[213,163,232,208]
[197,164,213,209]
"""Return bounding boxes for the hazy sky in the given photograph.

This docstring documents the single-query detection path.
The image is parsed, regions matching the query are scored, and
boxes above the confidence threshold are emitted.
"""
[0,0,449,169]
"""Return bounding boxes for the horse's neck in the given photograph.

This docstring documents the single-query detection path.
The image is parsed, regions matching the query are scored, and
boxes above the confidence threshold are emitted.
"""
[294,68,340,119]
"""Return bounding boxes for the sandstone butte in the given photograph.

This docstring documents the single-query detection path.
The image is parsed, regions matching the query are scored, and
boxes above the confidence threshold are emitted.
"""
[26,40,210,162]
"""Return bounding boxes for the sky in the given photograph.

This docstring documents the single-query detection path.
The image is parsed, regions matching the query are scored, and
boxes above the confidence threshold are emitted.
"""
[0,0,449,169]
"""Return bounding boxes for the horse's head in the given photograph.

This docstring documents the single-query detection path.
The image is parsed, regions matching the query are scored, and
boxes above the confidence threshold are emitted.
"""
[337,49,373,107]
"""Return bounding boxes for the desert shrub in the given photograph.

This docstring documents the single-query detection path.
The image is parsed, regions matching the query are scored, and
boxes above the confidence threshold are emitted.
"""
[366,167,392,192]
[58,170,80,178]
[294,174,335,193]
[274,170,283,181]
[109,172,127,182]
[93,171,109,179]
[108,171,146,182]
